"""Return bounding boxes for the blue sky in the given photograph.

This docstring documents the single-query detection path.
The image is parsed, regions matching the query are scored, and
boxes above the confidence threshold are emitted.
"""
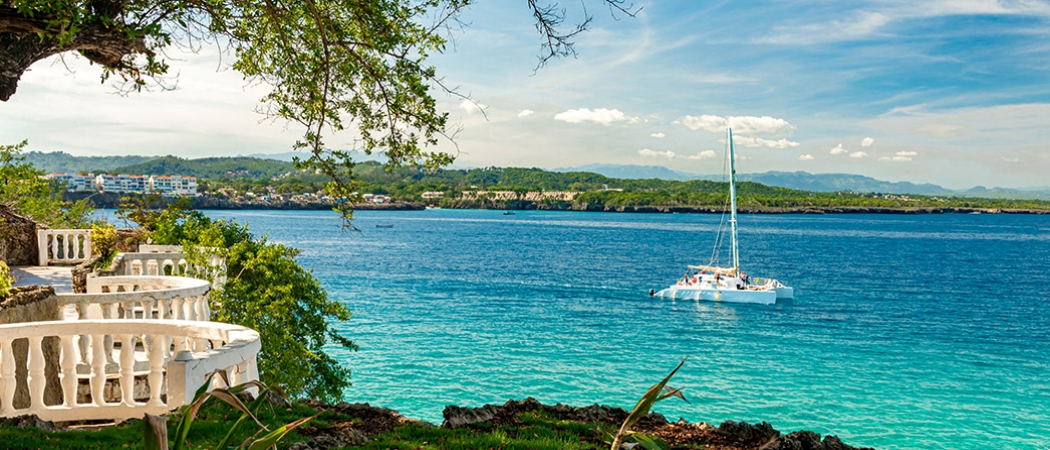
[3,0,1050,189]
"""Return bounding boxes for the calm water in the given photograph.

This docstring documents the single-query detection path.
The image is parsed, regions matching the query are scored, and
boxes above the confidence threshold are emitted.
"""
[134,209,1050,449]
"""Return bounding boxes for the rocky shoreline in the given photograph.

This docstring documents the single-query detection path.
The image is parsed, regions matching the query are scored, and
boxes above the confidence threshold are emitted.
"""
[291,397,874,450]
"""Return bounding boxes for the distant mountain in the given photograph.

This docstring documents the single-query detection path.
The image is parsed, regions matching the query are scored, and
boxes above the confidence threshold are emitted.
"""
[245,150,387,163]
[553,164,1050,199]
[738,171,953,195]
[552,163,715,181]
[111,156,296,179]
[23,151,154,174]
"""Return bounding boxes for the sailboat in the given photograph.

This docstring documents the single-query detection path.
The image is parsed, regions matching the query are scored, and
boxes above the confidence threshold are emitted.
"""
[653,128,793,305]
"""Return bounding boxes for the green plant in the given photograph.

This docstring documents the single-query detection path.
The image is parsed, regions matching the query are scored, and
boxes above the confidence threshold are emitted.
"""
[0,261,12,297]
[1,140,94,228]
[608,357,689,450]
[90,223,119,270]
[144,370,314,450]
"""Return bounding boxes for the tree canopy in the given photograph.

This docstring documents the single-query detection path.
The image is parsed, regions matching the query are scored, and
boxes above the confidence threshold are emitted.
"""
[2,0,636,222]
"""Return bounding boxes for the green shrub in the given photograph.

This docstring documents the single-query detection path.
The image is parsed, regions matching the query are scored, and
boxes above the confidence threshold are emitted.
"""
[90,223,119,269]
[0,261,12,298]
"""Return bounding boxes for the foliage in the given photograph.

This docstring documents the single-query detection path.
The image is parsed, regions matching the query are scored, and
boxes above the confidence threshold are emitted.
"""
[0,140,94,228]
[110,156,297,180]
[120,199,356,401]
[608,357,689,450]
[2,0,637,224]
[89,223,119,269]
[0,261,12,298]
[144,370,314,450]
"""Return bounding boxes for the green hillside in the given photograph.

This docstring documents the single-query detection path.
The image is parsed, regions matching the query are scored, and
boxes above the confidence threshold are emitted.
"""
[24,151,154,173]
[110,156,297,179]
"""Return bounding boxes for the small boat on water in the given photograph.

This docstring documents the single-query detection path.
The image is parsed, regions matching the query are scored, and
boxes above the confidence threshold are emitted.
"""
[503,211,516,215]
[375,224,394,228]
[653,128,793,305]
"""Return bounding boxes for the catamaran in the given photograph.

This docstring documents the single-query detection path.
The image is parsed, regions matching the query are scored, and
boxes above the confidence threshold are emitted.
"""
[653,128,793,305]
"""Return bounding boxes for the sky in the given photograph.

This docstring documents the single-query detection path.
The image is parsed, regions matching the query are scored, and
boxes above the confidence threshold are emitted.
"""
[3,0,1050,189]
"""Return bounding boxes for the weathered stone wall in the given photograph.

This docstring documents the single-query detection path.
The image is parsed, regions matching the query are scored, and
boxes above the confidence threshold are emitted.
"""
[0,205,40,266]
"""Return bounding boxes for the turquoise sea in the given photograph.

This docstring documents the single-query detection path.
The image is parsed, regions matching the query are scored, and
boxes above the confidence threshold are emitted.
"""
[153,209,1049,449]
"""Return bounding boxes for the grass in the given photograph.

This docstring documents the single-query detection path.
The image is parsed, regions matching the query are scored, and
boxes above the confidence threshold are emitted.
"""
[1,404,617,450]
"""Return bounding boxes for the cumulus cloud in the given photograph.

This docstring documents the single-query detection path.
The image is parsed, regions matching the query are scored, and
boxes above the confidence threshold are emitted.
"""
[798,154,815,161]
[459,99,487,114]
[830,144,848,155]
[850,151,868,158]
[638,148,676,159]
[675,114,795,136]
[650,132,666,138]
[735,136,801,149]
[517,109,534,118]
[554,108,639,125]
[896,151,918,157]
[687,150,717,160]
[861,137,875,147]
[879,156,912,162]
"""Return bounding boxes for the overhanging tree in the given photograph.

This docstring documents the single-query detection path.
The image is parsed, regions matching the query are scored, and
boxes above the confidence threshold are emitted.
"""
[1,0,635,222]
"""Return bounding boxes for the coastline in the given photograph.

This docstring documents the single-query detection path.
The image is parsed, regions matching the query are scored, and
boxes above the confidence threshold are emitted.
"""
[66,192,1050,215]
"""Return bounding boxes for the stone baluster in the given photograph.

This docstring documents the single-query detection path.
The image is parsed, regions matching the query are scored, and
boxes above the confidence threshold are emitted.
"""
[90,334,106,406]
[0,339,14,414]
[27,337,46,411]
[60,336,77,407]
[147,335,165,408]
[119,334,136,405]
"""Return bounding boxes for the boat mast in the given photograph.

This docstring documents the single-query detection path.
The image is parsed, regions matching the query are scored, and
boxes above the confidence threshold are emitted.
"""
[728,128,740,272]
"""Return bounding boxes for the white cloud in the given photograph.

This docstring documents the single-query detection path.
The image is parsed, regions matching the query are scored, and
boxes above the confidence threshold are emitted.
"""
[459,99,487,114]
[798,154,815,161]
[517,109,534,118]
[554,108,639,126]
[861,137,875,147]
[1001,156,1021,163]
[916,123,965,139]
[650,132,666,138]
[830,144,848,155]
[879,156,912,162]
[734,136,801,149]
[638,148,675,159]
[850,151,868,158]
[687,150,717,160]
[896,151,918,157]
[676,114,795,136]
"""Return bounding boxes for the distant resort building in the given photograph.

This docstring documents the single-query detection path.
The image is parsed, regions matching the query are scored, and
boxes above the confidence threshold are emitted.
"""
[459,190,579,201]
[45,173,198,196]
[421,191,445,199]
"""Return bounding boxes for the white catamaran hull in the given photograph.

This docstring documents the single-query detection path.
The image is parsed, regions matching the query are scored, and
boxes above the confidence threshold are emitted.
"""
[655,286,777,305]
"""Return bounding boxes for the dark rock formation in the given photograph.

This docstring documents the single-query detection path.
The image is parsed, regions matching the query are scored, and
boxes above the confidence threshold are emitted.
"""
[760,431,875,450]
[0,204,41,266]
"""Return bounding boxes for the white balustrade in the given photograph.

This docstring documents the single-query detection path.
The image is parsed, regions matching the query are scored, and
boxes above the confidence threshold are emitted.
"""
[0,320,260,422]
[37,229,92,265]
[57,276,213,322]
[120,251,227,290]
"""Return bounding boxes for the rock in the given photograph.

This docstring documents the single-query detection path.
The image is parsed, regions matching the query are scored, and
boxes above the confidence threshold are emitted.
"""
[442,404,501,427]
[288,427,368,450]
[1,414,56,431]
[718,420,780,443]
[760,431,875,450]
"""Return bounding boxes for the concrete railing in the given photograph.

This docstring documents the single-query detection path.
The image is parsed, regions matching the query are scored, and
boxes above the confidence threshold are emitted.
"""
[57,276,212,322]
[119,250,227,290]
[37,230,92,266]
[0,320,260,422]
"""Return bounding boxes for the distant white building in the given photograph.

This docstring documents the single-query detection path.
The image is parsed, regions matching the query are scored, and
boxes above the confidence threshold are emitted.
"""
[421,191,444,199]
[148,175,197,196]
[95,174,148,194]
[45,173,98,192]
